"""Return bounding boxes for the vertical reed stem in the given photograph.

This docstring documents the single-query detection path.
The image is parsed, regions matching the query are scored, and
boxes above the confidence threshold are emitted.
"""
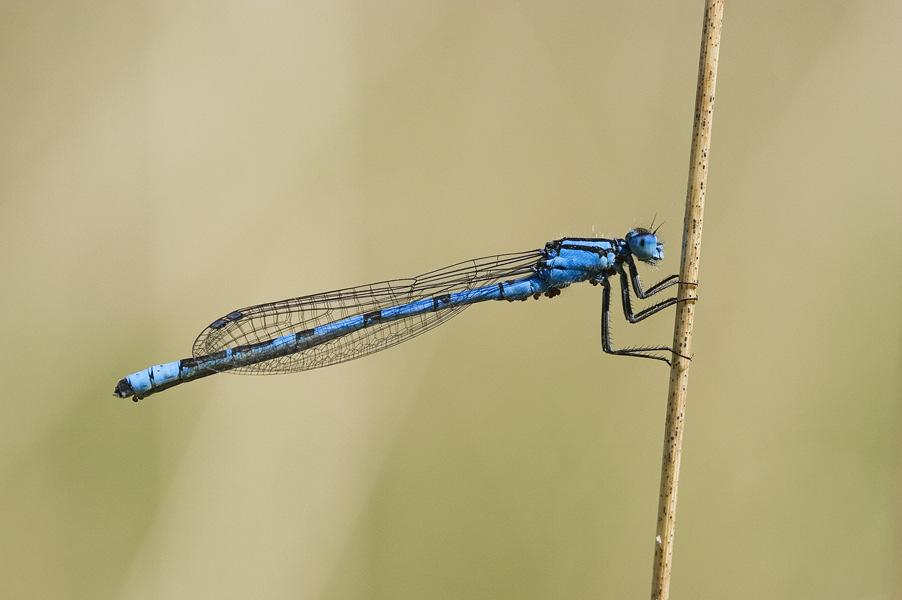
[650,2,724,599]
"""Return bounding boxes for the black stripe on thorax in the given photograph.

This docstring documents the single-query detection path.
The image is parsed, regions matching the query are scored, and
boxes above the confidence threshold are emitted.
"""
[559,243,616,255]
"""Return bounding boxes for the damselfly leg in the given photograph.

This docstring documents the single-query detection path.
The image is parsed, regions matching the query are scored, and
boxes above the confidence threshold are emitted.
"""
[599,276,696,366]
[622,254,696,299]
[616,266,696,325]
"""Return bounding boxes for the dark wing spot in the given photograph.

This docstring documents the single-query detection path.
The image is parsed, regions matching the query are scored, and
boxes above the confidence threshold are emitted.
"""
[210,310,245,330]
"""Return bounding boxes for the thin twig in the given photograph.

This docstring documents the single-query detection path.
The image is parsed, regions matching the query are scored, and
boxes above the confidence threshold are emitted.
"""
[650,1,724,599]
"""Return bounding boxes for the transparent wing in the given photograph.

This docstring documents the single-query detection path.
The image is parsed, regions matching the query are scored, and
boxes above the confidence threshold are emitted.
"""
[192,249,543,374]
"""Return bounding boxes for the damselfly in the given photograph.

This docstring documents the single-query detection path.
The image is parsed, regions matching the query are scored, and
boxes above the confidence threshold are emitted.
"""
[114,228,696,401]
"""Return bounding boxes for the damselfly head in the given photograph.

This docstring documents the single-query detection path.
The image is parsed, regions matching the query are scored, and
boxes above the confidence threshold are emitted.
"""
[626,228,664,264]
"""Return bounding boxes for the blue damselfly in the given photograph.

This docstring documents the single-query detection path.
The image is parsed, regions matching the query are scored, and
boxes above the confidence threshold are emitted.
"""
[114,228,695,401]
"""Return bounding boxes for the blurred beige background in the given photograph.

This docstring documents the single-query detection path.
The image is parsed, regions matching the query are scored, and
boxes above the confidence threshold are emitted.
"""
[1,1,899,598]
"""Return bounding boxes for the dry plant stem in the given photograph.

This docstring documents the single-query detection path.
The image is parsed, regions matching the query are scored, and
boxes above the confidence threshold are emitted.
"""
[650,1,724,599]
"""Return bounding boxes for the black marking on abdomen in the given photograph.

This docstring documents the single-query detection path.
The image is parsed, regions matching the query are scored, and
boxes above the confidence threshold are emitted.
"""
[180,358,199,369]
[432,294,451,310]
[363,310,383,326]
[295,328,315,341]
[234,340,273,354]
[497,282,506,299]
[114,378,134,398]
[210,310,245,330]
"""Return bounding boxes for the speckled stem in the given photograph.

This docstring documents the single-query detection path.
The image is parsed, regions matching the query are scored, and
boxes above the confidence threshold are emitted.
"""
[650,1,724,599]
